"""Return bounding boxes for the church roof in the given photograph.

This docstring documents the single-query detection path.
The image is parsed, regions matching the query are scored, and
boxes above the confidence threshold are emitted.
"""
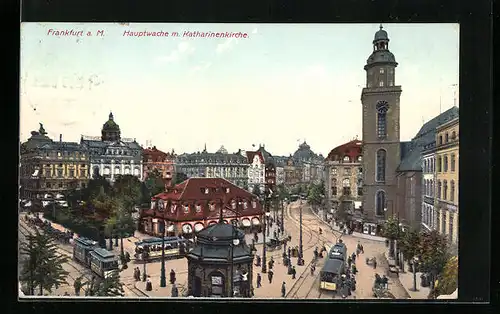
[397,106,459,172]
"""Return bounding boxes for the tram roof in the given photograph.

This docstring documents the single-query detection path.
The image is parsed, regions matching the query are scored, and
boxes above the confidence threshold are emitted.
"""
[321,258,344,274]
[90,248,117,260]
[74,237,97,247]
[135,236,187,246]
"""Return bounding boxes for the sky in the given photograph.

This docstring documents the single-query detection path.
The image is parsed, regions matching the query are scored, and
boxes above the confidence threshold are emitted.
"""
[20,23,459,157]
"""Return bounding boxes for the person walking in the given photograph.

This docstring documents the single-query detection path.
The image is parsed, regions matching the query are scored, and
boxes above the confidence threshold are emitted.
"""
[373,258,377,269]
[281,281,286,297]
[291,266,297,279]
[347,256,352,268]
[351,252,356,263]
[268,269,274,284]
[171,284,179,297]
[256,273,262,288]
[170,269,176,284]
[310,264,316,276]
[287,247,291,259]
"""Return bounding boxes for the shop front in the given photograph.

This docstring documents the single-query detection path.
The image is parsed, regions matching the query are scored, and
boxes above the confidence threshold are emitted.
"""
[251,217,261,233]
[363,222,378,236]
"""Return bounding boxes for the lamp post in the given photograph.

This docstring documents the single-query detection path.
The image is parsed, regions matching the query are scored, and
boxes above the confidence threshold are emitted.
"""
[230,228,240,297]
[160,220,167,287]
[142,250,147,282]
[297,203,304,266]
[384,199,396,258]
[281,199,285,235]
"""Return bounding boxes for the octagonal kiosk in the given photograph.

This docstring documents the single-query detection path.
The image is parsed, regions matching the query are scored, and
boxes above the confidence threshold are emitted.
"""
[186,221,254,298]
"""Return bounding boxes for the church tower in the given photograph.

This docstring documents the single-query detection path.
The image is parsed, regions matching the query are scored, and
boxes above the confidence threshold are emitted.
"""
[361,25,402,223]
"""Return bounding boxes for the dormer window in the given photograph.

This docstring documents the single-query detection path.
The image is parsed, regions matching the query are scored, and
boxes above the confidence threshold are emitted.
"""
[205,188,209,194]
[183,205,190,213]
[252,200,257,208]
[209,203,215,211]
[225,187,230,193]
[195,204,201,213]
[343,156,350,162]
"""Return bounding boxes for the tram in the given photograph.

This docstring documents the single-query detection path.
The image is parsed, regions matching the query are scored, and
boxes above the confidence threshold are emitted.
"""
[319,257,346,292]
[328,242,347,262]
[134,236,192,261]
[73,237,119,278]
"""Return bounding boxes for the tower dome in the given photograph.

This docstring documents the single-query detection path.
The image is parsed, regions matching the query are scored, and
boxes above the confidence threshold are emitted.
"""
[101,112,121,141]
[373,24,389,42]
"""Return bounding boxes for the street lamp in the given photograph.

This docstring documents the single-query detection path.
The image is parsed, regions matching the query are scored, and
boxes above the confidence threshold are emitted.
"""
[261,194,270,273]
[281,199,285,236]
[297,203,304,266]
[142,250,148,282]
[230,234,240,297]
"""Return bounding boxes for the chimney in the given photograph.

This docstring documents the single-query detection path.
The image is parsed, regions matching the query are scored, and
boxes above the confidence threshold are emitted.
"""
[59,134,62,142]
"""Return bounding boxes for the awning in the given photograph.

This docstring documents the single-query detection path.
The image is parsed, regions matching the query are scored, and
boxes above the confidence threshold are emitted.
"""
[32,169,39,177]
[241,218,251,227]
[182,224,193,233]
[194,223,204,232]
[251,217,260,225]
[167,225,175,232]
[209,221,217,226]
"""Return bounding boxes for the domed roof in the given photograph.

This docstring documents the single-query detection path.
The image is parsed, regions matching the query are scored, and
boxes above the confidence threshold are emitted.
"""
[293,141,318,161]
[197,222,245,245]
[366,51,396,64]
[216,145,228,154]
[102,112,120,131]
[374,25,388,41]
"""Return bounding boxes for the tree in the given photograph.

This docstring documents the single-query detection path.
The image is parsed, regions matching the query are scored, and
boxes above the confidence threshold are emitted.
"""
[82,175,112,202]
[381,216,400,258]
[173,172,188,185]
[113,175,143,214]
[307,184,322,209]
[432,255,458,298]
[419,231,449,291]
[277,184,290,201]
[85,272,124,297]
[145,169,166,198]
[20,229,69,295]
[251,185,261,197]
[399,229,422,290]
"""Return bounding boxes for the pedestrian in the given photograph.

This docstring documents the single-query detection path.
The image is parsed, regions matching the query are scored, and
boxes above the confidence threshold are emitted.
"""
[291,266,297,279]
[274,230,277,239]
[352,252,356,263]
[360,244,364,254]
[137,267,141,281]
[268,260,273,271]
[352,264,357,275]
[171,284,179,297]
[255,255,261,266]
[146,276,152,291]
[310,264,315,276]
[373,258,377,269]
[314,247,319,260]
[382,275,389,289]
[64,291,70,296]
[170,269,176,284]
[256,273,262,288]
[268,269,274,284]
[287,247,291,258]
[347,256,352,268]
[281,281,286,297]
[74,276,83,296]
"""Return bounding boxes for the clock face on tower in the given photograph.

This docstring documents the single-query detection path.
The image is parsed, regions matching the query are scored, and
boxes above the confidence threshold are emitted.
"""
[376,101,389,113]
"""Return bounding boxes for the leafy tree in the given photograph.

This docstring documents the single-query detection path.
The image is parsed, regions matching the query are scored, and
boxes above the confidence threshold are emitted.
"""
[104,216,118,250]
[19,229,69,295]
[85,273,124,297]
[334,195,350,223]
[419,230,449,291]
[145,169,166,198]
[432,255,458,298]
[89,186,117,219]
[173,172,188,185]
[381,215,400,258]
[82,175,112,201]
[113,175,143,213]
[307,184,322,209]
[399,229,422,290]
[251,185,261,197]
[277,184,290,201]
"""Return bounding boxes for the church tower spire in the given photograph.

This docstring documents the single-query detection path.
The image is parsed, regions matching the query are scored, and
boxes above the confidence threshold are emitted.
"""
[360,24,403,223]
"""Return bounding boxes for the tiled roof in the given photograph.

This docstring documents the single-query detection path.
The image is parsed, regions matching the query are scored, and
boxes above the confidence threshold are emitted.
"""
[397,107,459,172]
[326,140,362,161]
[143,146,173,162]
[153,178,257,202]
[246,151,264,163]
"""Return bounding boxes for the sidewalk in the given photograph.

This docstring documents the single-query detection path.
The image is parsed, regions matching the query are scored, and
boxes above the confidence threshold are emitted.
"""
[381,252,430,299]
[313,209,386,243]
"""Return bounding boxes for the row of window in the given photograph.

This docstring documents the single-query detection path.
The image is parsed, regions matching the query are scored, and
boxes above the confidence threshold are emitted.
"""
[435,209,455,243]
[43,151,87,158]
[153,198,257,214]
[438,130,458,146]
[331,187,363,197]
[436,180,457,202]
[43,168,89,178]
[100,167,141,176]
[331,167,363,176]
[436,154,457,173]
[43,181,86,189]
[422,204,435,228]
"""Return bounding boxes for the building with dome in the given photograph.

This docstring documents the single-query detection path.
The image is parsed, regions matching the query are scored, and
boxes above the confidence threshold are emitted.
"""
[186,220,254,297]
[175,145,249,189]
[291,141,324,185]
[80,112,143,183]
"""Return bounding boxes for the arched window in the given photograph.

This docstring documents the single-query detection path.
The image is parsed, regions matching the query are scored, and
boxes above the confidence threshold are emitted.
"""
[375,190,386,216]
[343,156,351,163]
[331,178,337,196]
[342,178,351,196]
[437,156,442,172]
[451,131,457,140]
[450,180,455,202]
[437,180,442,199]
[445,133,449,143]
[444,155,449,172]
[376,101,389,139]
[376,149,386,182]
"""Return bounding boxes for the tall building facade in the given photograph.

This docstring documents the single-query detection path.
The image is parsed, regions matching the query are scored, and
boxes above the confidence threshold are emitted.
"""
[361,25,402,224]
[435,117,459,251]
[176,145,249,189]
[80,112,143,183]
[284,156,302,187]
[142,146,176,187]
[20,123,90,204]
[422,141,437,231]
[246,145,275,193]
[292,141,324,185]
[325,140,364,229]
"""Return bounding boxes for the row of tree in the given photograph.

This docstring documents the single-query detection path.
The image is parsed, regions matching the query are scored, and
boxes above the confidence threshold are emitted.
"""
[382,216,458,298]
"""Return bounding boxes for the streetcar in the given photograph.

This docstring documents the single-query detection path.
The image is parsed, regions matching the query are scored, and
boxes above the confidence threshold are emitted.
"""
[328,243,347,262]
[134,236,192,261]
[90,248,120,278]
[72,237,120,278]
[319,258,346,292]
